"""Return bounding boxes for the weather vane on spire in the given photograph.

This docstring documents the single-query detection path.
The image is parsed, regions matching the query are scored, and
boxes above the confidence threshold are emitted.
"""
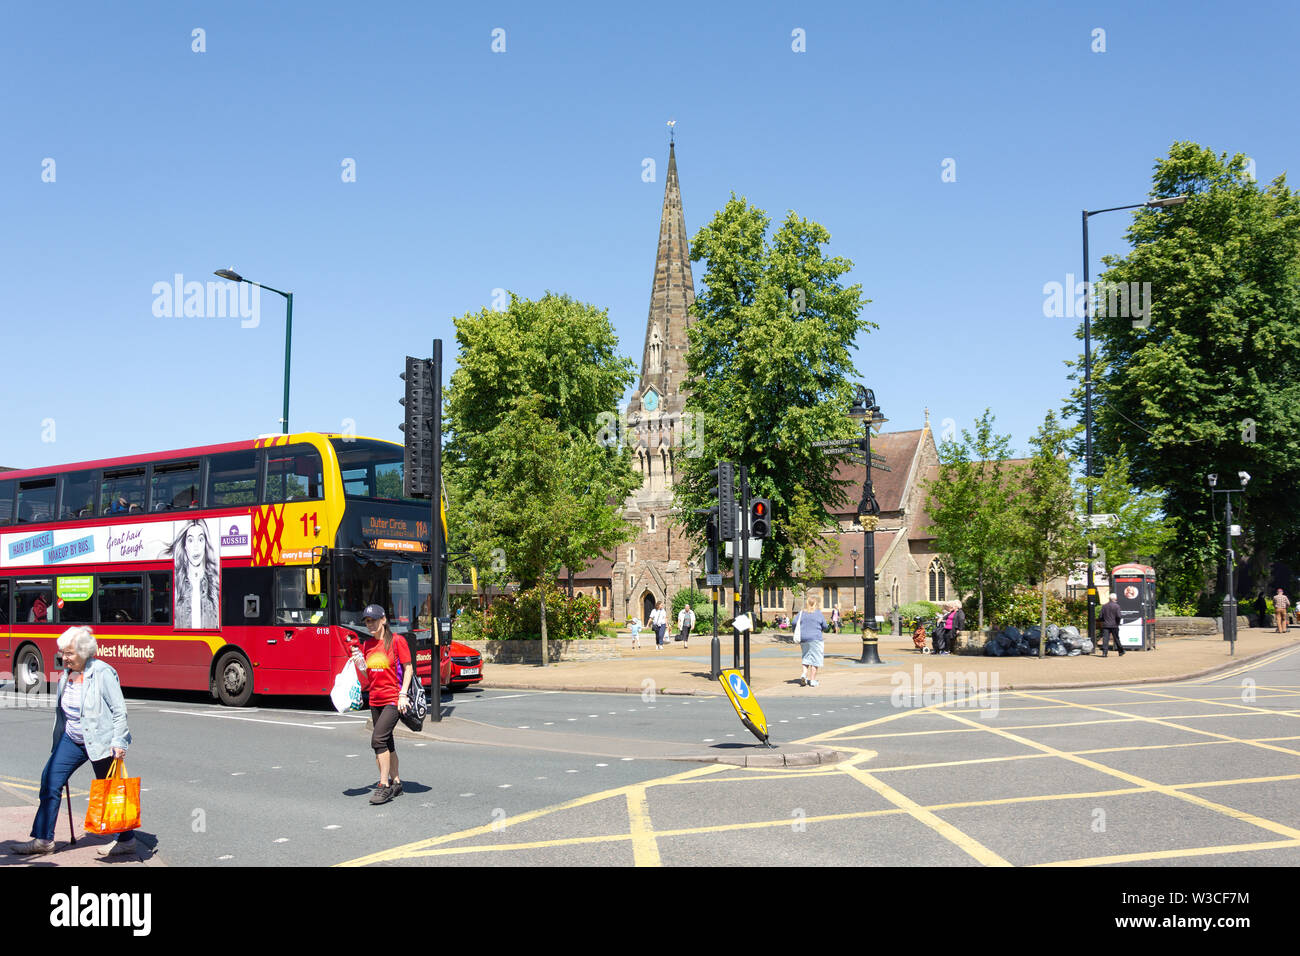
[667,119,676,145]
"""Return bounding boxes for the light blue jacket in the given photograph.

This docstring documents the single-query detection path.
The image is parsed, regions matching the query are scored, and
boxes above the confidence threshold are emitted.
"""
[52,658,132,761]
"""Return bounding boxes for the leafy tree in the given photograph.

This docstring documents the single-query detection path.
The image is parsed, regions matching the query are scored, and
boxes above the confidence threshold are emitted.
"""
[445,291,637,491]
[674,197,873,608]
[1016,412,1088,654]
[444,293,640,660]
[459,395,639,663]
[922,410,1023,634]
[1067,143,1300,602]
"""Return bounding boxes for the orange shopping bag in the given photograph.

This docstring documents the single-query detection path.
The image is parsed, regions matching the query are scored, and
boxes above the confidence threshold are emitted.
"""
[85,759,141,835]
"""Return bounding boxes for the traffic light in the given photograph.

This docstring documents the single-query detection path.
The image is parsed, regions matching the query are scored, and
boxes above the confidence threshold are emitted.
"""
[399,356,434,498]
[708,462,736,541]
[750,498,772,539]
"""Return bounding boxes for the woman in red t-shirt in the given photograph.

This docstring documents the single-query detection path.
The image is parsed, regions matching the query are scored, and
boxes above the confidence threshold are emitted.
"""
[350,604,412,805]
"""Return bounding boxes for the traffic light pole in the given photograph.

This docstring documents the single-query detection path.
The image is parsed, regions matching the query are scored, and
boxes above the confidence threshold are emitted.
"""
[430,339,444,722]
[740,466,752,686]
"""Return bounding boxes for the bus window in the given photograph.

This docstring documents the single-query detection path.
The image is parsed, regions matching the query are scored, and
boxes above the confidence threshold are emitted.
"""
[0,480,15,525]
[264,444,323,504]
[207,451,258,507]
[16,478,56,524]
[61,470,99,519]
[99,575,145,624]
[16,580,55,623]
[151,460,200,511]
[149,572,172,624]
[0,580,9,625]
[102,467,147,514]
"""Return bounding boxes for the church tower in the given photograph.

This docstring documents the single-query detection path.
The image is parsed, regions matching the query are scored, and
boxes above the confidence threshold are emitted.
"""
[613,140,698,625]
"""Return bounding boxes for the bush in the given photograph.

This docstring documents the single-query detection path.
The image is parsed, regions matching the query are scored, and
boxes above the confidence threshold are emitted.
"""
[1155,601,1197,617]
[984,585,1086,630]
[461,584,604,640]
[898,601,943,630]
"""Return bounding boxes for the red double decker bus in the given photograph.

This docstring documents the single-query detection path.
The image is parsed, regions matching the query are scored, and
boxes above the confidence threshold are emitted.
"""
[0,432,450,705]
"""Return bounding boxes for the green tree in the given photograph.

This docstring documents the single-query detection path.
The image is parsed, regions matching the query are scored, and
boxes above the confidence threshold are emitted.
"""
[445,291,637,491]
[674,197,873,608]
[1068,143,1300,602]
[1017,412,1088,654]
[444,292,640,657]
[922,410,1023,634]
[460,396,639,661]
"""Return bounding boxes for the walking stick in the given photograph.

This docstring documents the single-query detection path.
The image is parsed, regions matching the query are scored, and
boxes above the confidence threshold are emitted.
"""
[64,783,76,845]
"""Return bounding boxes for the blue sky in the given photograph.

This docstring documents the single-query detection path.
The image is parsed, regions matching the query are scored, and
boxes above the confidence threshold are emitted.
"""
[2,0,1295,470]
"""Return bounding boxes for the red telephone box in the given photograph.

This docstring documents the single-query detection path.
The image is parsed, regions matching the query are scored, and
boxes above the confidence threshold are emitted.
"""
[1111,563,1156,650]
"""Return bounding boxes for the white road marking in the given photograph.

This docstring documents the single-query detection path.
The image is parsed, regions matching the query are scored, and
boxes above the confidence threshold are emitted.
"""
[231,772,246,776]
[159,709,332,729]
[324,825,341,830]
[218,855,233,860]
[596,763,608,767]
[459,793,474,797]
[498,784,511,789]
[621,757,634,762]
[273,838,289,843]
[566,769,578,774]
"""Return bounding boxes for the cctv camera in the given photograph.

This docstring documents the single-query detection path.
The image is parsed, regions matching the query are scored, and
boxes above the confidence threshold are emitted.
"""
[1238,471,1251,486]
[1208,474,1218,488]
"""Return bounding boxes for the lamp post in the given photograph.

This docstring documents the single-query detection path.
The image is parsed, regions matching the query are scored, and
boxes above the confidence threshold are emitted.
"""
[849,386,885,663]
[850,548,859,632]
[1209,472,1250,656]
[214,268,294,434]
[1081,195,1186,645]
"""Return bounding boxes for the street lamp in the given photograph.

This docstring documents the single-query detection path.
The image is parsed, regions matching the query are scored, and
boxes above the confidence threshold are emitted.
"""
[849,385,885,663]
[1209,471,1250,656]
[1081,195,1187,645]
[214,268,295,434]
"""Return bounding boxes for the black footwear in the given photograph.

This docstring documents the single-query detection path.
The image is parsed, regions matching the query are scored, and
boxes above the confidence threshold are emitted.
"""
[369,784,394,805]
[392,780,403,796]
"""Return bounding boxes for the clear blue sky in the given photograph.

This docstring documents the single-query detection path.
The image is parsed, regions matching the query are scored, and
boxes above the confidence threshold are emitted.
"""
[3,0,1295,470]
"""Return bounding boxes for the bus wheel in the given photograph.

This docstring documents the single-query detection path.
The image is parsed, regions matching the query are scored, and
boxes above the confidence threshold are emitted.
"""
[14,645,47,696]
[214,651,253,707]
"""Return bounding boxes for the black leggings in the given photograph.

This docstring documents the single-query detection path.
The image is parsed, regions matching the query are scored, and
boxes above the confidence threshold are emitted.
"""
[371,705,399,754]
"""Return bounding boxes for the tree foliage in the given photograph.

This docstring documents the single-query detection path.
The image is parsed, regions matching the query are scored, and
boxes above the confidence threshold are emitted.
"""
[1067,142,1300,601]
[923,410,1023,633]
[674,197,873,599]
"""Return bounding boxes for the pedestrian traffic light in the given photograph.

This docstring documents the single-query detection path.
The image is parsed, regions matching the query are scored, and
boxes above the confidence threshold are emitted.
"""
[399,356,434,498]
[750,498,771,539]
[708,463,736,541]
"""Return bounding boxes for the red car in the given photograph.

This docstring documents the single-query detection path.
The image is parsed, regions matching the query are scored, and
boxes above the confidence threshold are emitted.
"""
[413,640,483,692]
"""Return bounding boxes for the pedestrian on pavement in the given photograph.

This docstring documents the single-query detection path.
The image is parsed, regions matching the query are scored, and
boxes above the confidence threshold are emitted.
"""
[830,606,841,634]
[628,615,642,650]
[650,601,668,648]
[1255,593,1269,629]
[13,626,136,857]
[350,604,412,805]
[1098,593,1125,657]
[676,605,696,649]
[938,601,965,655]
[1274,589,1290,633]
[796,596,828,687]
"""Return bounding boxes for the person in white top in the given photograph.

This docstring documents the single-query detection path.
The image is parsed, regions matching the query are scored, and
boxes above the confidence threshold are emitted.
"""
[676,605,696,649]
[649,602,668,648]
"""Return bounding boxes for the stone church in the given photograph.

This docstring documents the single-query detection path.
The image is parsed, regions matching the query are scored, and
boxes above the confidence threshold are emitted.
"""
[565,144,955,623]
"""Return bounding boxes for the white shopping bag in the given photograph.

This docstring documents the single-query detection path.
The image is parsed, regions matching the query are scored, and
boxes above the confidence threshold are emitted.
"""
[330,661,364,713]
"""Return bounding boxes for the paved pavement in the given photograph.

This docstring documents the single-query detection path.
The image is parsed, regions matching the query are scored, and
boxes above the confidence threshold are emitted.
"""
[473,626,1298,696]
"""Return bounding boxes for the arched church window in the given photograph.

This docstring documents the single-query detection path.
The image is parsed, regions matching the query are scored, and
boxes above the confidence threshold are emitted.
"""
[928,560,946,603]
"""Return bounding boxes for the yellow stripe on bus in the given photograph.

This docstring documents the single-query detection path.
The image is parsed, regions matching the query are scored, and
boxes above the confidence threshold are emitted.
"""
[8,631,228,656]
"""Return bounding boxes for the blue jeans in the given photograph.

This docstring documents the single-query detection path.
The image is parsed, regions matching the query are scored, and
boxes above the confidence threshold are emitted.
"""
[31,732,134,843]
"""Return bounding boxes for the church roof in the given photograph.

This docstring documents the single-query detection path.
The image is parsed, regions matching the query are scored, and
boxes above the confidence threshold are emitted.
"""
[829,428,925,515]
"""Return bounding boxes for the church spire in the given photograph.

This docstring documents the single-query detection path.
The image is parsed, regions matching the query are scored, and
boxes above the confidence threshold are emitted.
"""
[633,138,695,418]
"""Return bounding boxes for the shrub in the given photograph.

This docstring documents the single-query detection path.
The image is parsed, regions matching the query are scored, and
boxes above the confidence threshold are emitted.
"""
[983,585,1086,630]
[898,601,943,630]
[1156,601,1197,617]
[463,584,604,640]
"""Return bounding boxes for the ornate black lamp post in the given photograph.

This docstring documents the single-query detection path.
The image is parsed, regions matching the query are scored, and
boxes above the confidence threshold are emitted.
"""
[849,386,885,663]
